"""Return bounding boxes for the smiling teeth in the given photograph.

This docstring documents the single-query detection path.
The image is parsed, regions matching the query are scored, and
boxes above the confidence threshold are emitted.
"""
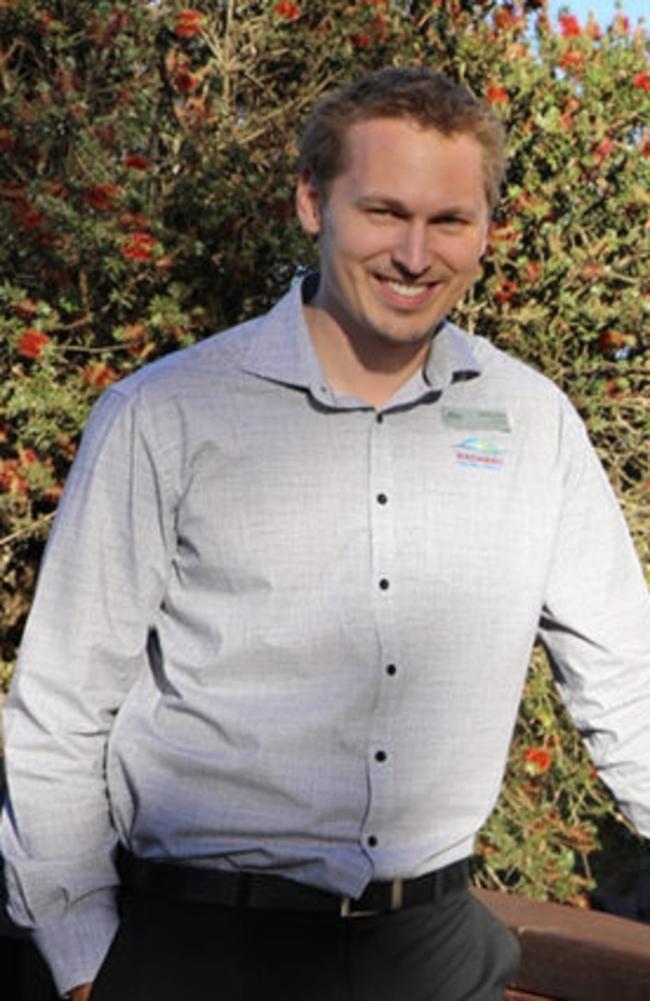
[386,280,429,297]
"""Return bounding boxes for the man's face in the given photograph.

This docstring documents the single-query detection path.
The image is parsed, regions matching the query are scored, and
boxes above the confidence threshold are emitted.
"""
[297,117,490,353]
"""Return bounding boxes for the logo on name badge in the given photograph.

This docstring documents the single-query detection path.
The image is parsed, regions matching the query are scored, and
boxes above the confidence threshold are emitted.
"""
[454,436,505,470]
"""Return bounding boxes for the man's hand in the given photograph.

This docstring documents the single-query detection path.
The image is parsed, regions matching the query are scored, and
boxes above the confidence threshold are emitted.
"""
[70,983,93,1001]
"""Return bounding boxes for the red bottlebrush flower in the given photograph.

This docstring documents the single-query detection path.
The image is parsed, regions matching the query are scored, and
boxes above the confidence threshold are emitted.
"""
[494,279,518,304]
[524,747,552,775]
[560,50,583,73]
[174,9,205,37]
[493,7,520,31]
[352,33,372,48]
[558,13,581,38]
[598,330,627,354]
[641,140,650,159]
[124,153,150,171]
[14,201,45,230]
[0,459,28,496]
[85,183,119,210]
[593,137,614,163]
[83,362,119,389]
[122,232,156,261]
[485,83,509,105]
[274,1,300,19]
[172,67,199,93]
[17,329,49,359]
[605,378,624,399]
[633,72,650,92]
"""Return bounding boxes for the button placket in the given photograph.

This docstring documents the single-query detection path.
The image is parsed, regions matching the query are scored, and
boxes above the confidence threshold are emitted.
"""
[363,410,400,857]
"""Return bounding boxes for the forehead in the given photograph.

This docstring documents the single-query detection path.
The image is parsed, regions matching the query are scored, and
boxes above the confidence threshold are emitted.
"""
[336,116,487,211]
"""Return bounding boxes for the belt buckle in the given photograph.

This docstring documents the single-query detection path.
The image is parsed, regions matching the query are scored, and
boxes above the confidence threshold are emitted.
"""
[339,879,404,919]
[339,896,376,919]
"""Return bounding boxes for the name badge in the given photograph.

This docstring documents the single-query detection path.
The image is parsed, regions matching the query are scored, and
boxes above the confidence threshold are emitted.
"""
[442,407,513,433]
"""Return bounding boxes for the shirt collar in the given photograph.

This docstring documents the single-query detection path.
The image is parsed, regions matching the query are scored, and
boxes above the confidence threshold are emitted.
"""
[242,273,482,404]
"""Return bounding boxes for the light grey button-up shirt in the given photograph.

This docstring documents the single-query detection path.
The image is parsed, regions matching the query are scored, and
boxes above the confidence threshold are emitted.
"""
[3,278,650,994]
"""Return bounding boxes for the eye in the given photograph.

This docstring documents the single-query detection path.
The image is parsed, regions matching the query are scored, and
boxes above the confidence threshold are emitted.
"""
[434,215,468,230]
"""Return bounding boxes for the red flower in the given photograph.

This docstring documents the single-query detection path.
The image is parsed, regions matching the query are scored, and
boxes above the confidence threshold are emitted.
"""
[641,140,650,160]
[605,378,624,399]
[560,50,583,73]
[494,279,518,304]
[633,72,650,92]
[174,9,204,37]
[122,232,156,261]
[593,137,614,163]
[0,459,28,496]
[274,1,300,19]
[83,362,119,389]
[172,67,199,93]
[85,183,119,210]
[558,13,581,38]
[598,330,628,355]
[613,14,629,33]
[493,6,521,31]
[17,329,49,359]
[124,153,150,171]
[14,201,45,230]
[352,33,372,48]
[485,83,509,105]
[524,747,551,775]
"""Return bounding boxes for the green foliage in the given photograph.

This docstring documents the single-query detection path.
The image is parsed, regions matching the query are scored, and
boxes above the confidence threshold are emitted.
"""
[1,0,648,904]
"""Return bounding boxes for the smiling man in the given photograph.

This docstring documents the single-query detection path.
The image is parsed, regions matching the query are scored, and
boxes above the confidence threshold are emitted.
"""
[3,67,650,1001]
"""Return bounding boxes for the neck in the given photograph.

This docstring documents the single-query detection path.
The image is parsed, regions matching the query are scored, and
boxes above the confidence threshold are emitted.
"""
[303,303,432,410]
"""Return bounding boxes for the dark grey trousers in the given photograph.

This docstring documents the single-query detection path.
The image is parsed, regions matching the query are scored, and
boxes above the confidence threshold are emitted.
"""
[90,884,520,1001]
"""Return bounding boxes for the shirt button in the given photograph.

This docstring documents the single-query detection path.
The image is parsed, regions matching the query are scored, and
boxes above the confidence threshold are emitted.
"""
[374,750,387,763]
[367,835,378,847]
[376,493,388,505]
[379,578,390,591]
[376,414,384,424]
[386,664,397,676]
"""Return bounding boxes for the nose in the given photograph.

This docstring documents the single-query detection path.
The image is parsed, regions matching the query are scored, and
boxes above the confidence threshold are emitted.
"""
[392,221,432,278]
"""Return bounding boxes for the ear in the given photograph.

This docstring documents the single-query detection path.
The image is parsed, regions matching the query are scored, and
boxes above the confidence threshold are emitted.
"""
[295,169,323,237]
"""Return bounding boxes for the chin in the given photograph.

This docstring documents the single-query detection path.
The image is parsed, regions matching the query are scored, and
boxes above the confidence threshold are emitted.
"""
[375,322,441,347]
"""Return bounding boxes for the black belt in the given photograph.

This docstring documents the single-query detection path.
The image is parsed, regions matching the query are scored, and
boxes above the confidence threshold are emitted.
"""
[118,851,469,919]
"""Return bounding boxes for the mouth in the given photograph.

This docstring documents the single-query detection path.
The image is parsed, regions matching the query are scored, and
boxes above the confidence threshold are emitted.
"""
[372,274,441,309]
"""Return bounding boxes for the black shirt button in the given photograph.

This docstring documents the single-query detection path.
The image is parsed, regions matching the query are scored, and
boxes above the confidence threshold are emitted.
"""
[376,493,388,505]
[367,835,378,847]
[386,664,397,676]
[374,750,387,763]
[379,578,390,591]
[376,414,384,424]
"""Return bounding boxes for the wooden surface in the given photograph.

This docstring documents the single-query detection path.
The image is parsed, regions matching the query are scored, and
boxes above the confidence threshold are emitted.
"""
[476,888,650,1001]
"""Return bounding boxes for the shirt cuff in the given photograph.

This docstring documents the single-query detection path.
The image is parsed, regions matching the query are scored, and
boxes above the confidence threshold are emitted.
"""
[34,891,119,998]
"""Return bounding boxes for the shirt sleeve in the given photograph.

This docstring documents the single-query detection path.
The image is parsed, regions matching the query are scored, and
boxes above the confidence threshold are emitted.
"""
[0,385,175,995]
[538,400,650,837]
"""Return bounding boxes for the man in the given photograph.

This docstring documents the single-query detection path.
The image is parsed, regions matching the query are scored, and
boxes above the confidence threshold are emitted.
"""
[2,66,650,1001]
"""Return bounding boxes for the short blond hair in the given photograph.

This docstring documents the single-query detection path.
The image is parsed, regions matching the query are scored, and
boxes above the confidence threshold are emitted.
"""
[298,66,506,212]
